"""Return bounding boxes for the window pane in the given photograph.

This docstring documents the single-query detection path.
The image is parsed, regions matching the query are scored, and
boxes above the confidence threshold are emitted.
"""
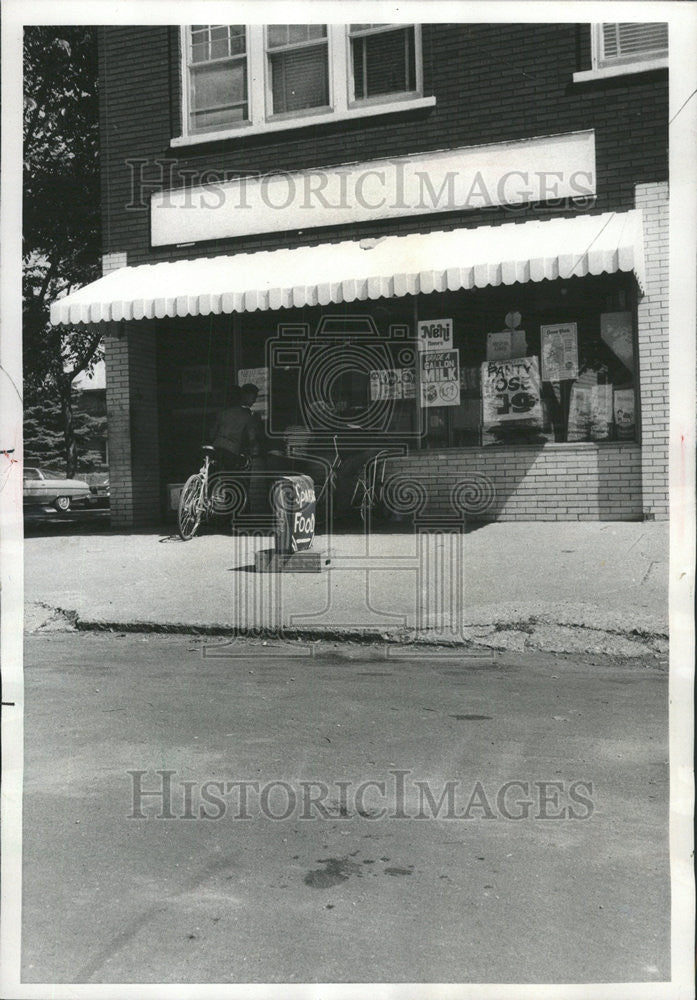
[191,60,247,110]
[210,25,230,59]
[267,24,326,48]
[270,46,329,114]
[190,25,246,62]
[229,28,246,56]
[191,105,248,132]
[352,26,416,99]
[288,24,310,44]
[191,40,209,63]
[267,25,289,47]
[190,26,209,63]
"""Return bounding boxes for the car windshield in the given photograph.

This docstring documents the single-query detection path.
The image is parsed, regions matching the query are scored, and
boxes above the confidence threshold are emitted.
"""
[24,469,41,480]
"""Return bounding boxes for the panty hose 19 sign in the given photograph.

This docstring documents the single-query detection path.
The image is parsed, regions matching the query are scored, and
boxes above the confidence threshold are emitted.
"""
[481,356,543,427]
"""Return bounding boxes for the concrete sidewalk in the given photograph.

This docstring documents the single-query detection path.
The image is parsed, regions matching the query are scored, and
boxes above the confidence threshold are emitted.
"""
[25,520,669,656]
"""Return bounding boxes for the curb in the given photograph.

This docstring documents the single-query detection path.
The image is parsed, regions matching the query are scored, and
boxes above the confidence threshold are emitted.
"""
[26,602,668,658]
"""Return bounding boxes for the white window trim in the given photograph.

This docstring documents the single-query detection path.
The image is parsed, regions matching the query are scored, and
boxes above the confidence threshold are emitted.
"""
[176,23,431,144]
[264,25,332,120]
[181,26,252,135]
[347,23,423,105]
[573,23,668,82]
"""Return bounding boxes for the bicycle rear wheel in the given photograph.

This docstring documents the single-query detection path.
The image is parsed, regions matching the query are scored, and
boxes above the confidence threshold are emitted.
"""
[178,474,205,540]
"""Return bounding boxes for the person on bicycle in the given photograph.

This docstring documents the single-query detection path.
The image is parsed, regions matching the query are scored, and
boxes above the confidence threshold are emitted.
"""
[211,383,260,470]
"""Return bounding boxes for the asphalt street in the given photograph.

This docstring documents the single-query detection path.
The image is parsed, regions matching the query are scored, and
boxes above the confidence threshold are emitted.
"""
[21,632,670,985]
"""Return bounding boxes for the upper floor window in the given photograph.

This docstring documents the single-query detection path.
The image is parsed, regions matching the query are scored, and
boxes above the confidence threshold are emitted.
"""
[349,24,417,101]
[178,23,427,143]
[187,25,248,134]
[595,22,668,68]
[267,25,330,116]
[573,22,668,83]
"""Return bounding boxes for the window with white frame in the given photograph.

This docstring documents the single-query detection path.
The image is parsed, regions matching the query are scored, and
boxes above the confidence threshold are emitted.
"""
[349,24,418,101]
[594,23,668,70]
[266,25,330,116]
[179,24,425,140]
[186,25,248,134]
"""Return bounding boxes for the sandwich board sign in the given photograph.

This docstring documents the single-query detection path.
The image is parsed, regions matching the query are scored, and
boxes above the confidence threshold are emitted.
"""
[272,475,316,552]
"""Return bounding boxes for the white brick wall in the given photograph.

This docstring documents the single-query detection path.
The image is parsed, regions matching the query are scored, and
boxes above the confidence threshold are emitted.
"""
[102,251,128,275]
[384,443,643,521]
[636,181,669,519]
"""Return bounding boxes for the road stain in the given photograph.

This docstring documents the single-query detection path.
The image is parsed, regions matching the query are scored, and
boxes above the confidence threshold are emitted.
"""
[303,856,361,889]
[384,866,413,876]
[451,714,492,721]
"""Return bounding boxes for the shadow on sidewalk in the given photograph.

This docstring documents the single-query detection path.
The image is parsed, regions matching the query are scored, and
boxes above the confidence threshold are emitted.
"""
[23,511,174,540]
[24,509,490,542]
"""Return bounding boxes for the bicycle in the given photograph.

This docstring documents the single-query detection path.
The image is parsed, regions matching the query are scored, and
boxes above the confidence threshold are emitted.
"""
[314,434,341,507]
[350,449,396,524]
[177,446,250,540]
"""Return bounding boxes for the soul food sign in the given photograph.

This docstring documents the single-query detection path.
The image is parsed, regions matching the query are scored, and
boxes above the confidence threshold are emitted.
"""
[272,475,316,553]
[481,357,543,425]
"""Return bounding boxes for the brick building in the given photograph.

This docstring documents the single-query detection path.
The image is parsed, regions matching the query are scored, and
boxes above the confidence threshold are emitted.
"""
[51,21,669,527]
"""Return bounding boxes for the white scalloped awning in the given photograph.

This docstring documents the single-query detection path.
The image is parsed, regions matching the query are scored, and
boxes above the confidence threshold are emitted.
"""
[50,210,645,325]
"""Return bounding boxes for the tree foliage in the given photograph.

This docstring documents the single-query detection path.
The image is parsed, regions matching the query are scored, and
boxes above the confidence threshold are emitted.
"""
[24,391,107,473]
[23,26,102,474]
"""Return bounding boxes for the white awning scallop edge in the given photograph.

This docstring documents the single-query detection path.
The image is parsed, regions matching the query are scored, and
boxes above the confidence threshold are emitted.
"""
[50,210,646,326]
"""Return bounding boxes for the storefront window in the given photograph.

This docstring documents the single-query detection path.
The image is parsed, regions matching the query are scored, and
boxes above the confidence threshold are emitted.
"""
[159,277,639,486]
[418,274,638,448]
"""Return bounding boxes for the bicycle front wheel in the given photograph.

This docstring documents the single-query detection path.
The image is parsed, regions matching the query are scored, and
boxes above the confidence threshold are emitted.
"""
[178,474,205,540]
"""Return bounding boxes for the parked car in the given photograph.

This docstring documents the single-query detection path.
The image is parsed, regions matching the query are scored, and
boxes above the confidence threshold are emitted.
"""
[88,477,110,508]
[23,467,92,511]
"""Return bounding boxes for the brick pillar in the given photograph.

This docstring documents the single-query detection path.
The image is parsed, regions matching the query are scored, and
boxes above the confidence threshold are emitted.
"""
[636,182,669,520]
[104,322,161,528]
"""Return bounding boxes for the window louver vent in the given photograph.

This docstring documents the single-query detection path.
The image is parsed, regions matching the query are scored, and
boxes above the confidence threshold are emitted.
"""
[601,23,668,61]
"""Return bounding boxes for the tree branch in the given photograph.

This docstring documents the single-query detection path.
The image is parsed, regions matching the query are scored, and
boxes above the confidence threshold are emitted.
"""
[63,329,103,384]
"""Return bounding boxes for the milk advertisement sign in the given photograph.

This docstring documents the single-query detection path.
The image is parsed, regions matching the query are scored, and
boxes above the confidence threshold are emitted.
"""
[419,349,461,407]
[417,318,453,352]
